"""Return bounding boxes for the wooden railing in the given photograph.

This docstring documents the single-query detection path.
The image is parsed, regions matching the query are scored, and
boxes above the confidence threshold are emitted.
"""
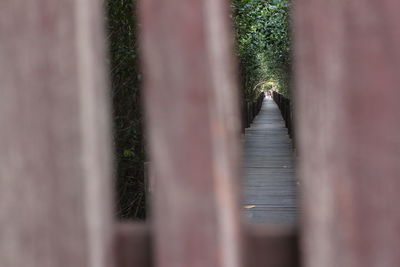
[242,92,265,130]
[272,91,294,140]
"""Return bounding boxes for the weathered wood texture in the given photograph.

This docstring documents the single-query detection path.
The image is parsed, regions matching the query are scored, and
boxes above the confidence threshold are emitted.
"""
[245,224,299,267]
[139,1,243,267]
[0,1,114,267]
[115,223,152,267]
[113,222,299,267]
[243,98,298,224]
[294,1,400,267]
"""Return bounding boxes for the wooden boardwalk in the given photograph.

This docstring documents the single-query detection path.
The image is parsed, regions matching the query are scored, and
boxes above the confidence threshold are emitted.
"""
[242,97,297,225]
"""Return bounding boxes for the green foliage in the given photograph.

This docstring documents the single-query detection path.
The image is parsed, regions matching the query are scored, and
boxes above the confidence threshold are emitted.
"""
[233,0,291,98]
[106,0,145,219]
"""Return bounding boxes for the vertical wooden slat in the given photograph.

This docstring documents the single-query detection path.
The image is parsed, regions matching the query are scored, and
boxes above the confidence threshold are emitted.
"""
[0,1,113,266]
[139,1,243,267]
[294,1,400,266]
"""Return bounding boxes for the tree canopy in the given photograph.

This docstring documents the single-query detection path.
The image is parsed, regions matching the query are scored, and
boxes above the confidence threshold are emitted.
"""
[233,0,291,99]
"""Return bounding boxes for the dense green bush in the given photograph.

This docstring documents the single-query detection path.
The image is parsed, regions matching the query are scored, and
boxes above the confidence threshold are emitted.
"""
[106,0,145,219]
[233,0,291,98]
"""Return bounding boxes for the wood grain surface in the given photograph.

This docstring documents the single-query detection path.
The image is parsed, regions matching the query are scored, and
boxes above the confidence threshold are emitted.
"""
[0,1,114,266]
[115,223,152,267]
[294,0,400,266]
[139,0,244,267]
[243,98,298,225]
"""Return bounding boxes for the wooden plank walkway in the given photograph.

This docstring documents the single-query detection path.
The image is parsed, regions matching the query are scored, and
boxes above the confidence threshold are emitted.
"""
[242,97,298,225]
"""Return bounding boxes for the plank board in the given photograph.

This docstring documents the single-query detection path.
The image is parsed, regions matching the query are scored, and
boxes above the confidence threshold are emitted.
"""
[242,98,298,225]
[0,1,114,266]
[115,223,152,267]
[294,0,400,266]
[139,0,244,266]
[245,224,299,267]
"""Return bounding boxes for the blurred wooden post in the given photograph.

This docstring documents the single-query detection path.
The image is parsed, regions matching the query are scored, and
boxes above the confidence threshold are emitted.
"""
[139,0,243,266]
[294,1,400,266]
[0,1,114,266]
[115,223,152,267]
[245,225,299,267]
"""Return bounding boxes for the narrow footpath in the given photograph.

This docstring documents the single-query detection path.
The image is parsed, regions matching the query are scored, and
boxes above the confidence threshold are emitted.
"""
[242,97,297,225]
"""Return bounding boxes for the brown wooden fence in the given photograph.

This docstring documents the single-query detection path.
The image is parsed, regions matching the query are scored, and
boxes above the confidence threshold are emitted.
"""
[1,0,399,267]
